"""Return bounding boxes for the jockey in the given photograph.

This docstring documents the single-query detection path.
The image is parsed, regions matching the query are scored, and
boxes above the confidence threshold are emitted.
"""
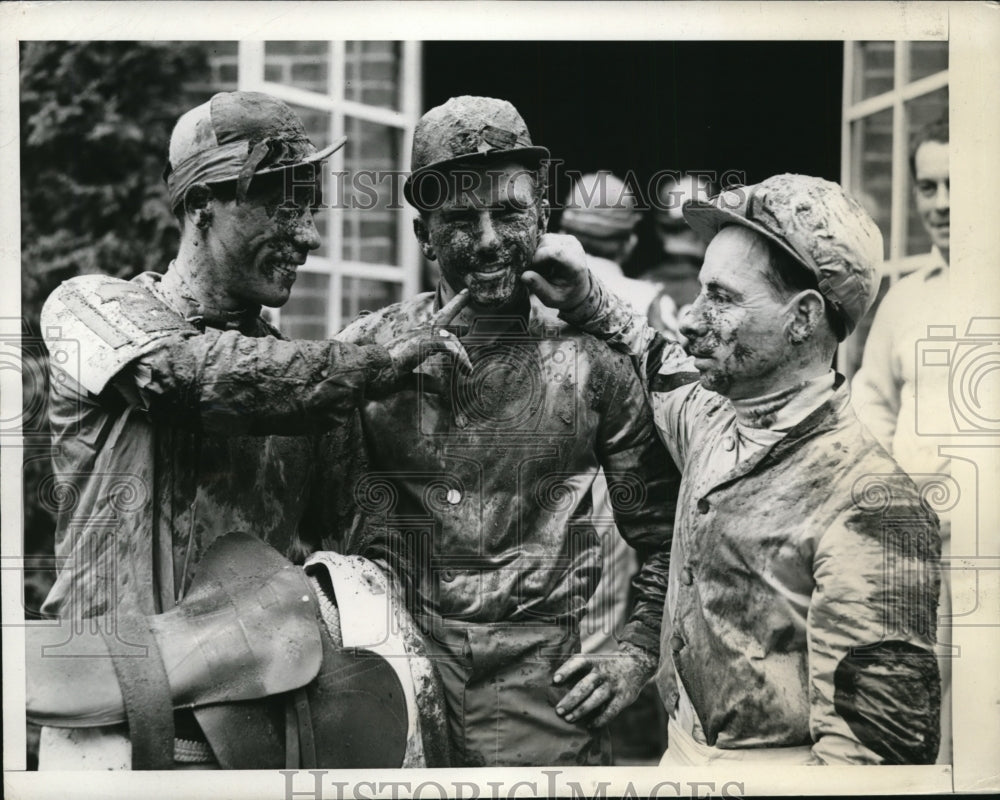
[32,91,468,769]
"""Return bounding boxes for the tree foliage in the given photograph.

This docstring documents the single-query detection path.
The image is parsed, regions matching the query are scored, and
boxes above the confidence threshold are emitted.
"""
[20,41,210,325]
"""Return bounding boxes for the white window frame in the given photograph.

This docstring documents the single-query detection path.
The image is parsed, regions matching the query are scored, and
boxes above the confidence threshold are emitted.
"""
[839,40,948,373]
[841,41,948,271]
[237,40,422,334]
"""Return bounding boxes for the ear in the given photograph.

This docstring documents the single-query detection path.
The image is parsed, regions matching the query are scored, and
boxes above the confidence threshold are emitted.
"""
[184,183,214,231]
[538,198,551,234]
[413,216,435,261]
[784,289,826,344]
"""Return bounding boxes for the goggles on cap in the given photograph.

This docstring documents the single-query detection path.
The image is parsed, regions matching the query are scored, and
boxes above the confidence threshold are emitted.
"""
[163,92,345,211]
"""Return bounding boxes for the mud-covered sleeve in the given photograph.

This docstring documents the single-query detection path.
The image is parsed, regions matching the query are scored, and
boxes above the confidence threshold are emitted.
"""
[593,350,680,657]
[40,274,396,435]
[559,274,696,391]
[807,474,942,765]
[121,328,395,435]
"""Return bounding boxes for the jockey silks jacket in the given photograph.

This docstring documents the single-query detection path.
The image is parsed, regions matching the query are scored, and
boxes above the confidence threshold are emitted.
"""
[562,276,943,765]
[336,287,678,656]
[40,269,390,617]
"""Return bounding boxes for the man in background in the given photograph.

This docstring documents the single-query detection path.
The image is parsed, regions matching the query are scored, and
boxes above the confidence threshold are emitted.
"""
[851,113,952,761]
[558,171,655,318]
[641,172,712,339]
[558,171,666,762]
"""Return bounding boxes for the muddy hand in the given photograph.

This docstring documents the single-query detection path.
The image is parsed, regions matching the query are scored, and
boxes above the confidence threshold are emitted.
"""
[521,233,592,310]
[431,287,472,329]
[384,289,472,382]
[552,642,657,728]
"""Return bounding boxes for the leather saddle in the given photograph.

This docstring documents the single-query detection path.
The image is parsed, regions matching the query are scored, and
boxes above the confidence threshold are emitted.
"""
[27,532,409,770]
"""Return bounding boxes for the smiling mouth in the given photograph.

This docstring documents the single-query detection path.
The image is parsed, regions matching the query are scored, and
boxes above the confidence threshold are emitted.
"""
[272,262,300,280]
[468,267,508,279]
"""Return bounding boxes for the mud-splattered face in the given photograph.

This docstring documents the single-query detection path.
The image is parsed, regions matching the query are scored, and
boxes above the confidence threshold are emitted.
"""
[417,161,548,308]
[912,140,949,259]
[680,226,798,399]
[207,169,322,308]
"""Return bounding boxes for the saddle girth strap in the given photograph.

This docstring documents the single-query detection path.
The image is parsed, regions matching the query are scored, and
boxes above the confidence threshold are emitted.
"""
[99,607,174,769]
[284,688,318,769]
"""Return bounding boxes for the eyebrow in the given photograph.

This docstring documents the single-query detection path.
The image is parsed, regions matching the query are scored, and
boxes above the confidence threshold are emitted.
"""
[707,278,746,300]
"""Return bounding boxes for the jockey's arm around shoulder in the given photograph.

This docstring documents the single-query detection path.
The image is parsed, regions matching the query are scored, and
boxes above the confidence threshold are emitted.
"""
[522,233,694,390]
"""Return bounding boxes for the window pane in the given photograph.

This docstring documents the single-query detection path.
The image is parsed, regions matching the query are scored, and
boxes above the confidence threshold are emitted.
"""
[904,87,949,257]
[342,117,402,265]
[265,41,330,94]
[850,108,893,259]
[345,41,402,111]
[341,277,403,324]
[185,41,238,104]
[853,41,895,102]
[286,103,332,149]
[908,41,948,83]
[280,270,330,339]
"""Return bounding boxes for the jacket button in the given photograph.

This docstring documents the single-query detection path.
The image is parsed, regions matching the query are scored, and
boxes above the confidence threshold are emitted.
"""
[669,634,685,652]
[696,498,710,514]
[681,567,693,586]
[441,569,456,582]
[446,488,462,505]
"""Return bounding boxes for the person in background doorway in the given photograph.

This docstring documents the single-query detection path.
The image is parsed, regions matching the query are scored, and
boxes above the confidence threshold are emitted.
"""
[641,173,712,340]
[851,113,952,763]
[558,170,667,762]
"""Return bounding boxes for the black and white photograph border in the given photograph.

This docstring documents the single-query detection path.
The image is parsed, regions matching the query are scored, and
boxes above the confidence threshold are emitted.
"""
[2,1,998,798]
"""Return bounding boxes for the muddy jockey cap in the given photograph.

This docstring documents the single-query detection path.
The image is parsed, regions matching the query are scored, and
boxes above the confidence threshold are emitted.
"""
[164,91,346,210]
[560,172,641,239]
[403,95,549,210]
[683,173,884,340]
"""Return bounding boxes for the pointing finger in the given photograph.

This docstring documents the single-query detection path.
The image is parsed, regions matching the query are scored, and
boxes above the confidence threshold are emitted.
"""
[432,288,471,326]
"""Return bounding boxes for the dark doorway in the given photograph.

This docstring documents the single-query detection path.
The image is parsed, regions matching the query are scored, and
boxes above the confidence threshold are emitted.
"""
[424,41,844,273]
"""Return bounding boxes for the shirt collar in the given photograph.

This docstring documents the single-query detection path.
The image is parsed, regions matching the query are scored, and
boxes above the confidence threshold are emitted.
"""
[729,370,837,431]
[924,247,948,280]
